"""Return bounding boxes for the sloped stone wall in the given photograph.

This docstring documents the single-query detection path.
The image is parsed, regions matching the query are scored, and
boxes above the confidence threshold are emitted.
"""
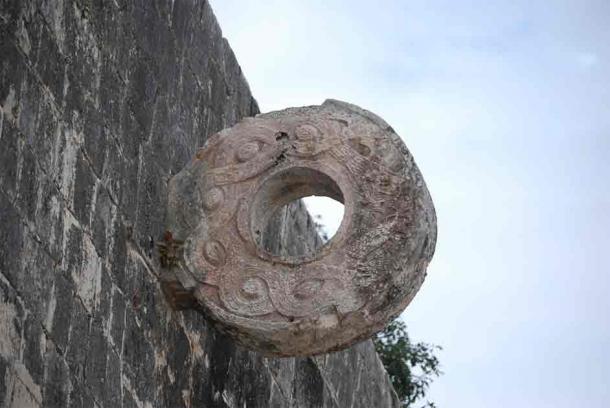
[0,1,399,407]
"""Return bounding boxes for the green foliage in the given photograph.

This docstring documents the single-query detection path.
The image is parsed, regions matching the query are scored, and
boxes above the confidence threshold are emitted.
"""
[374,319,442,408]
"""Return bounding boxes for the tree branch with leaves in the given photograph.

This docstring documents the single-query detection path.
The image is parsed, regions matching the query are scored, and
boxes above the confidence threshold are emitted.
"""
[374,319,442,408]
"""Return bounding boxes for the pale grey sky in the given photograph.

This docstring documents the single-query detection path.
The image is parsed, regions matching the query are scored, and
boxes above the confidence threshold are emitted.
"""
[211,1,610,406]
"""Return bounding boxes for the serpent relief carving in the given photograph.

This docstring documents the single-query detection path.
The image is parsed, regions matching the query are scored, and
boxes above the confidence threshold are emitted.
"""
[161,100,437,356]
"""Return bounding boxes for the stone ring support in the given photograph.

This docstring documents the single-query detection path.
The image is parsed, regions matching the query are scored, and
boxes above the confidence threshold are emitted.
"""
[159,100,437,356]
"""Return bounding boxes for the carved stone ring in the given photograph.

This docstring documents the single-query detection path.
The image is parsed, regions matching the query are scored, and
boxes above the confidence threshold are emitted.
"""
[162,100,436,356]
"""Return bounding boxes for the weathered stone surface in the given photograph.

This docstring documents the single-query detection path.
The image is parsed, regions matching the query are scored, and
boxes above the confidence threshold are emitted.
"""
[164,100,437,356]
[0,0,400,406]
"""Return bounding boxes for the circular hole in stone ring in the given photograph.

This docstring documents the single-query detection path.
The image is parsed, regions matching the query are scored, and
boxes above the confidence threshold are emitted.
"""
[250,166,353,264]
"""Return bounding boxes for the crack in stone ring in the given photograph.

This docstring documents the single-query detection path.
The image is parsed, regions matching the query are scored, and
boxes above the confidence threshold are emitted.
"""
[161,100,437,356]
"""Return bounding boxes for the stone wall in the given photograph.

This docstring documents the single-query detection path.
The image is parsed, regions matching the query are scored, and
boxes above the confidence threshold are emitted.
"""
[0,0,399,407]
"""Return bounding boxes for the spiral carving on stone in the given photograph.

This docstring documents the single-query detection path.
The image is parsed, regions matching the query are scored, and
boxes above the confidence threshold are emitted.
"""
[202,187,224,211]
[162,100,437,356]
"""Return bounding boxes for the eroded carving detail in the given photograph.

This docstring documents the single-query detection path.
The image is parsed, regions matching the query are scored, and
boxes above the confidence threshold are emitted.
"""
[161,99,437,356]
[202,240,226,267]
[202,187,224,211]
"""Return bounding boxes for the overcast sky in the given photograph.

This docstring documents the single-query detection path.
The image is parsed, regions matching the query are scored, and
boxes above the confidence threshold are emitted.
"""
[210,1,610,406]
